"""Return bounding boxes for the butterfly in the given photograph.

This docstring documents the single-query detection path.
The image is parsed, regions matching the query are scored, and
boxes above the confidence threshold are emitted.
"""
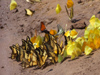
[40,22,49,33]
[10,0,17,10]
[41,22,46,31]
[25,9,35,16]
[10,44,24,62]
[10,45,18,59]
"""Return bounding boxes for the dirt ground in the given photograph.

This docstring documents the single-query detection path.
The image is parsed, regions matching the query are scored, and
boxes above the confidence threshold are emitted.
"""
[0,0,100,75]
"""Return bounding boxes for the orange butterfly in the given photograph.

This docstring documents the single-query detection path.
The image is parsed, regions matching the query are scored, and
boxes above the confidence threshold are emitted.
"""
[41,22,46,32]
[40,22,49,34]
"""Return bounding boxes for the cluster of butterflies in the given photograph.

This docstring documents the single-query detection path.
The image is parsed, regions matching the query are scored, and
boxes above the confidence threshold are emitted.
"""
[10,22,65,69]
[10,15,100,69]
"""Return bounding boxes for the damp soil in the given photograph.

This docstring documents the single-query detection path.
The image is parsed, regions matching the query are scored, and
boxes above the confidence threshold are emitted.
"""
[0,0,100,75]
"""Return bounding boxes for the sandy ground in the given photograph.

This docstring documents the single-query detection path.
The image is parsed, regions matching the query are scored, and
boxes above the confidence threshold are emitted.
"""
[0,0,100,75]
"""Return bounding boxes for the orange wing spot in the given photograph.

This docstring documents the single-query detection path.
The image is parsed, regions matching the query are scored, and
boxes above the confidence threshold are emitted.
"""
[41,22,46,31]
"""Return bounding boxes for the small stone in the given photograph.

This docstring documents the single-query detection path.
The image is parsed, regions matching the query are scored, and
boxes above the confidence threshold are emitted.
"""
[97,11,100,14]
[0,26,4,29]
[1,66,4,68]
[20,24,24,27]
[70,20,87,29]
[48,69,53,72]
[12,8,18,13]
[78,0,82,4]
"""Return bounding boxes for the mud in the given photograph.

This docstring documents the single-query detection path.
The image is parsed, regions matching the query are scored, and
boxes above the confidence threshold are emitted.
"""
[0,0,100,75]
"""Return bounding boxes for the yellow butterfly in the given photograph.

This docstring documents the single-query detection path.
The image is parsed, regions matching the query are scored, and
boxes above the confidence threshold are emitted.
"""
[56,4,62,14]
[25,9,35,16]
[10,0,17,10]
